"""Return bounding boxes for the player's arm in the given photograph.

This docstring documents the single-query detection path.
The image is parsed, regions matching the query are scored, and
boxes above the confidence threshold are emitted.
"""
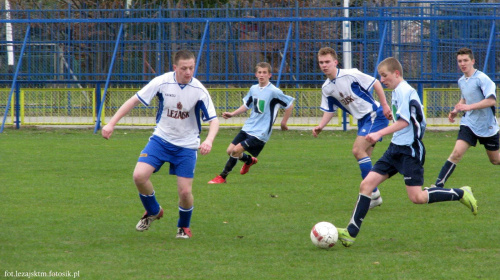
[102,95,141,139]
[454,96,496,112]
[373,80,393,120]
[280,104,294,131]
[222,105,248,119]
[366,118,408,144]
[312,112,335,137]
[199,118,219,155]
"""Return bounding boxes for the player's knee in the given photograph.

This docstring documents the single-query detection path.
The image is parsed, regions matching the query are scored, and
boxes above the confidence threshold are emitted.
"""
[449,151,463,163]
[178,189,192,200]
[408,192,427,204]
[133,172,148,185]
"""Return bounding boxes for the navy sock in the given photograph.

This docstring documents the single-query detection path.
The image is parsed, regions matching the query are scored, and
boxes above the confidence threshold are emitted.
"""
[358,157,377,192]
[435,160,456,187]
[221,156,238,178]
[177,206,193,228]
[240,153,252,165]
[347,194,371,237]
[427,187,464,203]
[139,191,160,216]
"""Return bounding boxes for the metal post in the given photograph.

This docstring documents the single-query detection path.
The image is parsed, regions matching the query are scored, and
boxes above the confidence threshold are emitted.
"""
[277,23,293,88]
[93,23,124,134]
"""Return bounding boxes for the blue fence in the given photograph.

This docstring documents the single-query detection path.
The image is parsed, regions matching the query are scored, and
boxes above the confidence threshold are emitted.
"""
[1,1,499,131]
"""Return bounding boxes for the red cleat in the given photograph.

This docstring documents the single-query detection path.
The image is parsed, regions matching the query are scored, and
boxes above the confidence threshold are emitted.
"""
[176,227,192,239]
[240,157,258,175]
[208,175,226,184]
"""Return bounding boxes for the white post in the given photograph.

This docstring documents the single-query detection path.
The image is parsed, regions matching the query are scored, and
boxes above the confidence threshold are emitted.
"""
[5,0,14,66]
[342,0,351,69]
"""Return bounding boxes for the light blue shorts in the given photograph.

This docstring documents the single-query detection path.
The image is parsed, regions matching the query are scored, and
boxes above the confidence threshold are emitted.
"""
[138,135,197,178]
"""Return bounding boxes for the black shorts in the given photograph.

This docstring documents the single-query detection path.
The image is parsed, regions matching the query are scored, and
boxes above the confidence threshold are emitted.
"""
[372,142,425,186]
[458,125,500,151]
[231,130,266,157]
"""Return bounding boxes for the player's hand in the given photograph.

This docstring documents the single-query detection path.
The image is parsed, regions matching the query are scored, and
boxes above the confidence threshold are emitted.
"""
[281,122,289,131]
[448,110,457,123]
[222,112,233,119]
[454,103,470,112]
[312,126,322,137]
[101,124,114,139]
[199,140,212,155]
[366,132,381,144]
[382,104,393,120]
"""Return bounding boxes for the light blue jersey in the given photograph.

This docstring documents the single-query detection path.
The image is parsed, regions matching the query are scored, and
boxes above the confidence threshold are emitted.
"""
[458,70,498,137]
[241,83,295,142]
[391,81,426,148]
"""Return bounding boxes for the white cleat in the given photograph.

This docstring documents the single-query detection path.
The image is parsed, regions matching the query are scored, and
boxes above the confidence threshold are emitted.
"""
[369,189,383,209]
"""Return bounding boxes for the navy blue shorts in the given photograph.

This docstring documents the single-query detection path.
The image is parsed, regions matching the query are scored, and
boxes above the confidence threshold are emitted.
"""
[457,125,499,151]
[372,142,426,186]
[231,130,266,157]
[138,135,197,178]
[357,106,389,138]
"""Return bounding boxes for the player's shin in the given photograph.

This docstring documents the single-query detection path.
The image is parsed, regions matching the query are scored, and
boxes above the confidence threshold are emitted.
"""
[346,194,371,237]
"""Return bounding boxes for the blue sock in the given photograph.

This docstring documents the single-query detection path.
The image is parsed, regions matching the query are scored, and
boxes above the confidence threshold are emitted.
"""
[427,187,463,203]
[435,160,456,187]
[177,206,193,228]
[358,157,378,193]
[139,191,160,216]
[347,194,371,237]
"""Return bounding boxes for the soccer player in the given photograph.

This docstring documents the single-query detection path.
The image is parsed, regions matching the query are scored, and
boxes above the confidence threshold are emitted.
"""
[101,50,219,239]
[313,47,393,209]
[208,62,294,184]
[434,47,499,188]
[336,57,478,247]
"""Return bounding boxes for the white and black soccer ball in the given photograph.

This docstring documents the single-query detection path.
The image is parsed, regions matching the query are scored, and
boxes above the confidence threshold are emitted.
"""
[310,221,338,249]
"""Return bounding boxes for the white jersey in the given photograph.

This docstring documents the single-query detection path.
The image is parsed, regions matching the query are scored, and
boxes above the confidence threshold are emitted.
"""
[320,68,380,120]
[458,70,498,137]
[136,71,217,150]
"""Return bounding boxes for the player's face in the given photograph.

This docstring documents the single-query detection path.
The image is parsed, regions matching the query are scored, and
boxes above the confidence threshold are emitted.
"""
[173,58,196,84]
[456,54,475,76]
[378,66,399,90]
[255,67,272,86]
[318,54,338,79]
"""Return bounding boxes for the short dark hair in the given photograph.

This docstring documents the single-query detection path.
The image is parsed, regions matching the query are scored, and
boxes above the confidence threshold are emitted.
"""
[174,50,196,65]
[457,48,474,60]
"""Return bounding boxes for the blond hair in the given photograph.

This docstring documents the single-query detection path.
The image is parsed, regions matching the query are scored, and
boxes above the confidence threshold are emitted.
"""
[378,57,403,77]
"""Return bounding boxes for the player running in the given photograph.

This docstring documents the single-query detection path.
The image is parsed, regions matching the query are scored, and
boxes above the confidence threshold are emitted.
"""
[313,47,393,209]
[208,62,294,184]
[102,50,219,239]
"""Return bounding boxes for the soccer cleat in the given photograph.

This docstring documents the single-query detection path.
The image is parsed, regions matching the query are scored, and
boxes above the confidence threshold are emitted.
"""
[136,207,164,232]
[369,189,383,209]
[337,228,356,247]
[176,227,192,239]
[459,186,477,216]
[208,175,226,184]
[240,157,258,175]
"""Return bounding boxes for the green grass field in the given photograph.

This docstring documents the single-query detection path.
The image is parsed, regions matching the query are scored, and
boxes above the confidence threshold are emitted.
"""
[1,127,499,279]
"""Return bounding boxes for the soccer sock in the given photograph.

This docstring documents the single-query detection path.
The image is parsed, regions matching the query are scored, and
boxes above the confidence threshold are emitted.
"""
[358,157,378,193]
[177,206,193,228]
[346,194,371,238]
[221,156,238,178]
[435,160,456,187]
[240,153,253,165]
[139,191,160,216]
[427,187,464,203]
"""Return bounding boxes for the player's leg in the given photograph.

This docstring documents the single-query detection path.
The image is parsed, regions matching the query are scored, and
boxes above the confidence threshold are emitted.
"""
[435,139,470,187]
[413,186,477,215]
[338,171,388,247]
[352,136,382,208]
[481,132,500,165]
[134,162,164,231]
[238,135,264,175]
[176,176,194,238]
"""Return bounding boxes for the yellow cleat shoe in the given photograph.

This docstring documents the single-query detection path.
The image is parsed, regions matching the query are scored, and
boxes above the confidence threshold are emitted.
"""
[459,186,477,216]
[337,228,356,247]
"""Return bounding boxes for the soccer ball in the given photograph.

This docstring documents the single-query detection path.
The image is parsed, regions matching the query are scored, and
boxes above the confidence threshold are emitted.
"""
[310,221,338,249]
